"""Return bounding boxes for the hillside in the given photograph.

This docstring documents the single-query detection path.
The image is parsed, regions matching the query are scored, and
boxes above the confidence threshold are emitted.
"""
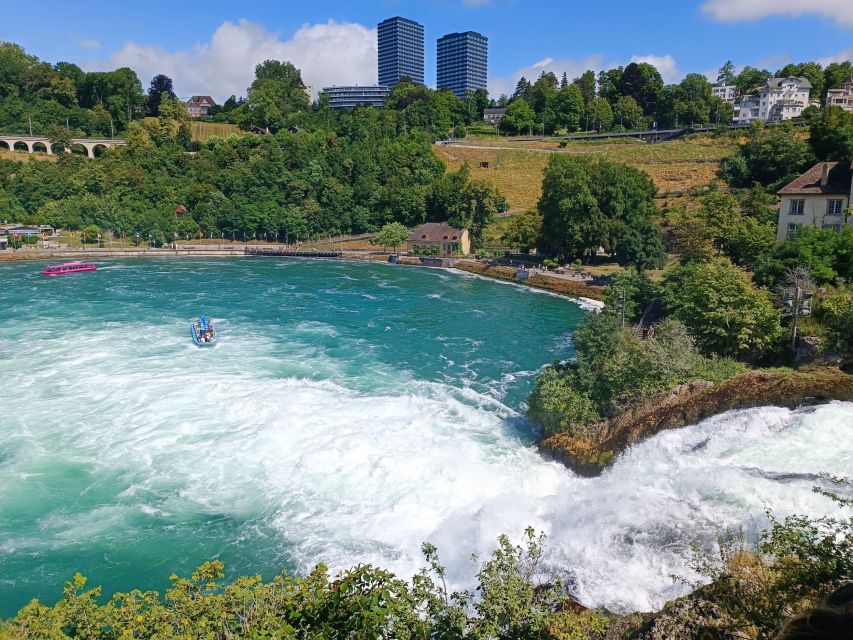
[434,134,739,212]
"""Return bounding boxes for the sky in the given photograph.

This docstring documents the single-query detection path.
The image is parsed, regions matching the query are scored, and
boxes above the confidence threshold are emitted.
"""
[1,0,851,101]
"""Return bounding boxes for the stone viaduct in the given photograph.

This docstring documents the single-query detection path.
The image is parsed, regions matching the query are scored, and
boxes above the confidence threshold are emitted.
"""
[0,135,126,159]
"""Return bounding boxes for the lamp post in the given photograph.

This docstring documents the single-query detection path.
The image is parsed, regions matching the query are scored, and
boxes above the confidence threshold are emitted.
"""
[615,290,626,328]
[783,286,814,356]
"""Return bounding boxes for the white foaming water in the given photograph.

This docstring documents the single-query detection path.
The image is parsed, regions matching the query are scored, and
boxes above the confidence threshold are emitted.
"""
[0,260,850,614]
[4,324,851,612]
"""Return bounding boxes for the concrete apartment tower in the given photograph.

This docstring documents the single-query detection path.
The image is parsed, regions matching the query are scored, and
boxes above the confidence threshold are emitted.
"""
[436,31,488,97]
[377,16,425,87]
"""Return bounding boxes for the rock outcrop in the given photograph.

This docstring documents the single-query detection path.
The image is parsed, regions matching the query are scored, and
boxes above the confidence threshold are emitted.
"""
[540,367,853,476]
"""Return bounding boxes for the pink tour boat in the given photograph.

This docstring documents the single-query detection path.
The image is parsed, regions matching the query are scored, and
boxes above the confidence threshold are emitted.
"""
[40,261,97,276]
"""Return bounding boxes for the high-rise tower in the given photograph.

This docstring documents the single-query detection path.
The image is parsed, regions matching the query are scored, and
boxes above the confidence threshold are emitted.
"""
[436,31,488,97]
[377,16,425,87]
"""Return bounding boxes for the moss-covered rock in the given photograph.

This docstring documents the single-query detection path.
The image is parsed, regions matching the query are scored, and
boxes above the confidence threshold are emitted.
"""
[540,368,853,476]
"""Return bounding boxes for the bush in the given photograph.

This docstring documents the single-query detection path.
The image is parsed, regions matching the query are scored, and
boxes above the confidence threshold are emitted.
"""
[815,289,853,354]
[663,259,783,359]
[3,529,598,640]
[528,310,747,435]
[689,476,853,639]
[528,366,602,436]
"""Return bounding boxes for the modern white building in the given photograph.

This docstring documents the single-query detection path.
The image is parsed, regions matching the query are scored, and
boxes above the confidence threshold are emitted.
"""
[712,84,737,103]
[826,77,853,112]
[733,77,812,124]
[321,85,390,110]
[776,161,853,242]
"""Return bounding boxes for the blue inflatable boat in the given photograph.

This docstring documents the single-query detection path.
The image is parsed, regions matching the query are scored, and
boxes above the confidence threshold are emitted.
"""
[191,315,217,346]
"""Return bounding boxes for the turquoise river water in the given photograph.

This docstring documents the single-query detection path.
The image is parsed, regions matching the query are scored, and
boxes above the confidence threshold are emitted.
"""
[0,258,851,616]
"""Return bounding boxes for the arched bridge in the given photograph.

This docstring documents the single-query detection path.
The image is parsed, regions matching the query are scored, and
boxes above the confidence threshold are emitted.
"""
[0,135,126,159]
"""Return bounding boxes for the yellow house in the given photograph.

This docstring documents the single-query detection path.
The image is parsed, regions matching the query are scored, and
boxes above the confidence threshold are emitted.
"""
[776,161,853,242]
[407,223,471,256]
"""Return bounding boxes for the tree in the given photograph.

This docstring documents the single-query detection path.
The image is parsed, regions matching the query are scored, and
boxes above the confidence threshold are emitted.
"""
[501,210,541,253]
[585,97,613,131]
[572,70,597,104]
[147,74,175,117]
[511,77,532,103]
[375,222,409,252]
[613,95,645,130]
[615,218,667,272]
[809,106,853,161]
[663,258,783,358]
[452,180,503,250]
[717,60,736,86]
[721,121,815,187]
[530,72,559,132]
[537,155,660,263]
[44,124,71,151]
[777,62,825,102]
[775,226,846,285]
[670,216,715,265]
[597,67,624,105]
[554,84,584,132]
[467,88,489,122]
[824,61,853,96]
[245,60,310,131]
[619,62,663,115]
[734,66,771,95]
[501,98,536,134]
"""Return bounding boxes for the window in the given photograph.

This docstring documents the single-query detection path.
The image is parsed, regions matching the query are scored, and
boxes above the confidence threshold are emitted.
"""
[823,224,842,232]
[827,200,844,215]
[787,223,801,236]
[789,200,805,215]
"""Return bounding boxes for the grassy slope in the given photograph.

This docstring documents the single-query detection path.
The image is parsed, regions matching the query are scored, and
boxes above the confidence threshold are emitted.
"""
[188,121,243,142]
[435,134,739,213]
[143,117,243,142]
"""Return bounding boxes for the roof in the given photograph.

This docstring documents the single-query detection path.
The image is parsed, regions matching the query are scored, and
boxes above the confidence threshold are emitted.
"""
[767,77,812,90]
[188,95,216,105]
[408,222,467,242]
[778,161,853,195]
[484,108,507,114]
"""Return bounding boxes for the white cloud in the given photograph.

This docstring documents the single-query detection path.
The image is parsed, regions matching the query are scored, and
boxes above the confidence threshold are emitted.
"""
[87,19,376,101]
[489,53,683,98]
[818,48,853,66]
[74,38,101,50]
[629,54,681,84]
[701,0,853,27]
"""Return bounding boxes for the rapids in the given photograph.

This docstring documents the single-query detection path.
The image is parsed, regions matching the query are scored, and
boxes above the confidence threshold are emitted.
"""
[0,258,850,616]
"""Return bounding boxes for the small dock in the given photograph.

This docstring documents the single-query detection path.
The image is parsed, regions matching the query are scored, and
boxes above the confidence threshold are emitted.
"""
[245,247,342,258]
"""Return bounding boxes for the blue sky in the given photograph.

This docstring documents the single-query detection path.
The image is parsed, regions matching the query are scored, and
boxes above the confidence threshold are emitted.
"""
[1,0,851,100]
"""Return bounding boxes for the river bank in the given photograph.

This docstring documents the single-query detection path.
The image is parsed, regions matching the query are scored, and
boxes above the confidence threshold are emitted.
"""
[540,367,853,476]
[1,247,607,305]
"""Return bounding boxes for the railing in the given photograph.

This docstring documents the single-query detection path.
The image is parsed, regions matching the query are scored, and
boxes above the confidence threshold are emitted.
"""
[245,247,342,258]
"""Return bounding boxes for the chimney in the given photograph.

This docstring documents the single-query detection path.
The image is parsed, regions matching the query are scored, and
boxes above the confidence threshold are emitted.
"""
[821,163,830,187]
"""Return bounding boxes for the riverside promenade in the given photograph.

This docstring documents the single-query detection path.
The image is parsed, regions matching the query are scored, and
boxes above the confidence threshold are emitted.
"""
[0,244,352,262]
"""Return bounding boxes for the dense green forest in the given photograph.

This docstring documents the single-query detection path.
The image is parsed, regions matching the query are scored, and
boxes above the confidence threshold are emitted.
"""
[0,41,505,245]
[499,59,853,134]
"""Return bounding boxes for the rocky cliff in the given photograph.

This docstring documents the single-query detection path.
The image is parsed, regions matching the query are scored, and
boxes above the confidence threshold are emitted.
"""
[540,367,853,476]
